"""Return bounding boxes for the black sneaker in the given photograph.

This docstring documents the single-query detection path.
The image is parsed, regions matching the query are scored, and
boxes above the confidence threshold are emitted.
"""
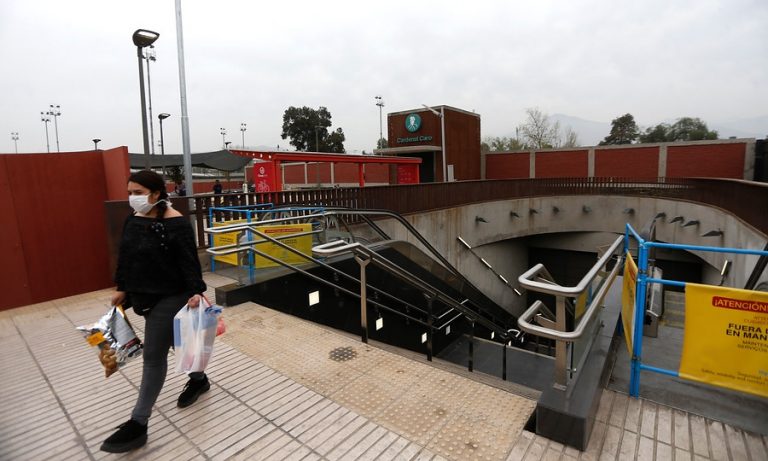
[177,375,210,408]
[100,419,147,453]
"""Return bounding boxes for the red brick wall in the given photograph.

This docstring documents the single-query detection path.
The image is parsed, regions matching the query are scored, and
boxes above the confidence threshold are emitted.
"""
[486,153,529,179]
[536,150,588,178]
[667,144,745,178]
[596,147,659,178]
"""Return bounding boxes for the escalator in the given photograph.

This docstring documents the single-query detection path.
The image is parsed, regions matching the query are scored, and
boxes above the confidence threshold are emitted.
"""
[209,207,548,388]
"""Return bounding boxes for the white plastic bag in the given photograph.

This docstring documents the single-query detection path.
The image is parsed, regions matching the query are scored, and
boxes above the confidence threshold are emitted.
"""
[173,298,222,373]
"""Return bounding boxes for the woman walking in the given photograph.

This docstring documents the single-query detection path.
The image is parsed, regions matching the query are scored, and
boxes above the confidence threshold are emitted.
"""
[101,170,210,453]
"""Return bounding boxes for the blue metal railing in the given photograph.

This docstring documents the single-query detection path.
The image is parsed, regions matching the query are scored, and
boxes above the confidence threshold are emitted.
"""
[624,223,768,397]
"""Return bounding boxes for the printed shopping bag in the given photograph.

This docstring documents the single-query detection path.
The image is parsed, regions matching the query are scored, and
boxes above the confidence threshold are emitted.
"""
[173,297,222,373]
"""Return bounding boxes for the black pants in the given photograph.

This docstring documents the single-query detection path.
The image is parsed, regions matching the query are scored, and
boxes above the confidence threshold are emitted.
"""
[131,293,204,425]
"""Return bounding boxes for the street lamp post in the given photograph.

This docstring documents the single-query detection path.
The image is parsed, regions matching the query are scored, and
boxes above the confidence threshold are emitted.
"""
[93,138,101,150]
[158,113,170,178]
[11,132,19,153]
[132,29,160,169]
[40,112,51,153]
[145,46,157,156]
[375,96,384,150]
[240,123,246,148]
[422,104,447,182]
[47,104,61,152]
[220,128,227,148]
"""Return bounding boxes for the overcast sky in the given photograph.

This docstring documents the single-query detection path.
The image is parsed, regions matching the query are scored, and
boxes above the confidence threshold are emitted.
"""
[1,0,766,155]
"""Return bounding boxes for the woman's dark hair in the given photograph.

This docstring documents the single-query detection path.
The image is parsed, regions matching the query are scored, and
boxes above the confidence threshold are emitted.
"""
[128,170,169,220]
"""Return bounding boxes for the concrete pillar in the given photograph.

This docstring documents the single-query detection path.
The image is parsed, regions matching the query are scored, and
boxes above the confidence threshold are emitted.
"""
[530,150,536,178]
[658,145,667,179]
[588,147,595,177]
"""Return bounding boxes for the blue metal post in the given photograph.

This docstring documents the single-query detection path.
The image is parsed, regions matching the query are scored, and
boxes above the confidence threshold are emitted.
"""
[630,242,649,397]
[209,208,216,272]
[247,210,255,283]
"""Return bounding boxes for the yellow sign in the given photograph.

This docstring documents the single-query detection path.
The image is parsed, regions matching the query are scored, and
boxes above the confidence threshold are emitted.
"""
[253,224,312,268]
[679,284,768,397]
[213,219,247,266]
[621,252,638,354]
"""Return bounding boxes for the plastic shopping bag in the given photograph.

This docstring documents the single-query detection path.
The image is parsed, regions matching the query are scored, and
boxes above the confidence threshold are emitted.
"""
[173,298,222,373]
[77,305,143,378]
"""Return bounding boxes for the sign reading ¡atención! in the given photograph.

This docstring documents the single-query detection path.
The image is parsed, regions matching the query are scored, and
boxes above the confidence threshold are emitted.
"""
[678,283,768,398]
[253,223,312,268]
[620,252,638,354]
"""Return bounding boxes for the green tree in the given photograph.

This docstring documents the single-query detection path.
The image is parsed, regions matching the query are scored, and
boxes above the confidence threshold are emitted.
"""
[668,117,718,141]
[377,138,388,149]
[325,128,346,153]
[638,117,718,143]
[281,106,346,152]
[600,113,639,145]
[482,136,526,151]
[639,124,670,143]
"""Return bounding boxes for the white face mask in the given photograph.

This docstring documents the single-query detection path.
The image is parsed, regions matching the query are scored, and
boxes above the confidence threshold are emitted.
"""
[129,194,156,215]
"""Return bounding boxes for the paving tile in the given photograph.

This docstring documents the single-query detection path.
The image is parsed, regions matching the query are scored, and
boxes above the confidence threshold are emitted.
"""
[744,432,768,461]
[506,430,535,461]
[656,442,672,461]
[690,414,710,458]
[619,430,638,460]
[707,420,729,461]
[637,436,655,461]
[624,396,642,433]
[673,409,691,452]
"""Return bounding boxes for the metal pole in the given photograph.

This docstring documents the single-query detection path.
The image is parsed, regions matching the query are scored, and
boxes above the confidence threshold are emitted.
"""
[502,340,508,381]
[440,106,447,182]
[631,243,650,397]
[137,46,151,168]
[11,132,19,153]
[41,113,51,153]
[378,104,383,146]
[146,48,156,157]
[175,0,194,195]
[159,118,166,178]
[49,105,61,152]
[468,320,474,372]
[354,255,371,344]
[427,296,434,362]
[553,295,568,390]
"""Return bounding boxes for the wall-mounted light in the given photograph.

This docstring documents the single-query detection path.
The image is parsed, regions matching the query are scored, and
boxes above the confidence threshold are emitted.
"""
[513,288,523,296]
[582,205,591,213]
[702,229,724,237]
[510,211,520,218]
[654,212,667,220]
[670,216,684,224]
[552,206,560,214]
[457,236,472,250]
[683,220,700,227]
[720,260,731,277]
[529,208,538,215]
[375,317,384,331]
[475,216,488,223]
[623,208,635,215]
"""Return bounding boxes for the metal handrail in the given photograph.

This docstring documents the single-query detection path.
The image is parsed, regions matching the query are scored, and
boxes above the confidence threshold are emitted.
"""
[517,257,623,341]
[313,239,517,340]
[518,235,624,296]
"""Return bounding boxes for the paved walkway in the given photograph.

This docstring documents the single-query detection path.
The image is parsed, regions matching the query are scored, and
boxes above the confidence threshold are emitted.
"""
[0,272,766,460]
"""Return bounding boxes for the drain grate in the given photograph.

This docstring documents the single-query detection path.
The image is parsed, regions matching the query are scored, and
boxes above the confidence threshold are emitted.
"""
[329,346,357,362]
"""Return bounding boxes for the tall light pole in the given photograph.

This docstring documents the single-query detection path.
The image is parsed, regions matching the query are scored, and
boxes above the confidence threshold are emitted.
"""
[93,138,101,150]
[40,112,51,153]
[240,123,246,147]
[422,104,447,182]
[132,29,160,169]
[11,132,19,153]
[158,113,170,178]
[375,95,384,150]
[220,128,227,148]
[145,46,157,156]
[47,104,61,152]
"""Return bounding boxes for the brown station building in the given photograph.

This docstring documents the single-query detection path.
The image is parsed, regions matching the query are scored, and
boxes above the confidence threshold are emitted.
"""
[375,105,481,183]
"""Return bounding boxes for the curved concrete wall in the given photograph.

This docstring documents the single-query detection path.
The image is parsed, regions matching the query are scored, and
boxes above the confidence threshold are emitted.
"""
[365,196,768,315]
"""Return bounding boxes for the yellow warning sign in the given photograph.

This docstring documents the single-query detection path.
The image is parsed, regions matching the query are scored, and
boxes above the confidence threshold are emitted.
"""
[679,284,768,397]
[253,223,312,268]
[212,219,247,266]
[621,252,638,354]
